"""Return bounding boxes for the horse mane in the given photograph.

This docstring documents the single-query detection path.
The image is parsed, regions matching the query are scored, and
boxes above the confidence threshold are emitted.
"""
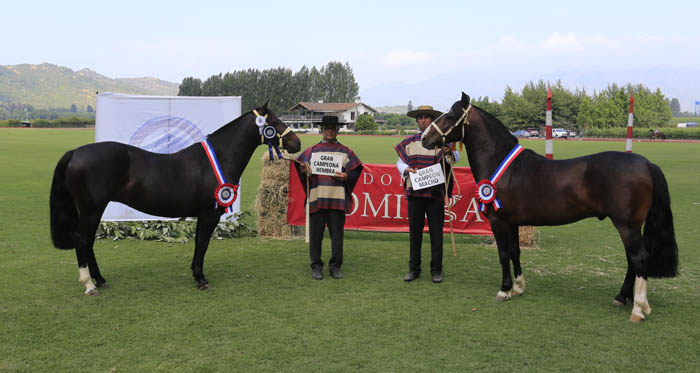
[208,110,253,138]
[470,104,519,150]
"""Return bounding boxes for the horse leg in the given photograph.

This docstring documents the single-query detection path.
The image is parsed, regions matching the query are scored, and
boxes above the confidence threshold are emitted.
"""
[511,228,526,296]
[75,211,103,296]
[614,222,651,321]
[613,252,634,306]
[191,211,220,290]
[492,222,517,301]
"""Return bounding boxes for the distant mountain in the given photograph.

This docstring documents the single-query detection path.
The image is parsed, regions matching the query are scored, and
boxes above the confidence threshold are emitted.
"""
[360,66,700,113]
[0,63,179,110]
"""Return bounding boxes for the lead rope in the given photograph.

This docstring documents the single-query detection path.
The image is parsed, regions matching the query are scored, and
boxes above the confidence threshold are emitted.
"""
[439,149,458,257]
[305,169,310,243]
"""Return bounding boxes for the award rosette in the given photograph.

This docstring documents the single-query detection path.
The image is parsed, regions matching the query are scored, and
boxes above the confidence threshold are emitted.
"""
[476,179,497,205]
[215,183,238,207]
[262,125,278,140]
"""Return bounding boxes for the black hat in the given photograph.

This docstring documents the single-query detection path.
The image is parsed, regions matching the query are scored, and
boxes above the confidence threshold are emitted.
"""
[316,115,341,128]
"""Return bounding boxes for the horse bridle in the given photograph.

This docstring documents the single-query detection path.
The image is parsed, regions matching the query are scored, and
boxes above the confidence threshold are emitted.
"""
[254,109,295,160]
[424,103,472,145]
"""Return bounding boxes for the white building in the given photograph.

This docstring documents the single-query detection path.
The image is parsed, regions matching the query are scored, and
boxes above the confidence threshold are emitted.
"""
[282,100,378,131]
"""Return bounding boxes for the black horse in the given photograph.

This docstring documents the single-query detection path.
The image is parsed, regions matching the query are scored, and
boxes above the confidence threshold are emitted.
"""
[50,103,301,295]
[422,93,678,321]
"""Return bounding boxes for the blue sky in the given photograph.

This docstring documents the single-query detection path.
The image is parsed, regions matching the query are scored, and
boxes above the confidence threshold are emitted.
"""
[4,1,700,109]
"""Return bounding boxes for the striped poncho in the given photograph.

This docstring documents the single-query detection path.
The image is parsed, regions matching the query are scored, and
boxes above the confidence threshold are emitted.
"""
[394,133,452,199]
[296,141,363,214]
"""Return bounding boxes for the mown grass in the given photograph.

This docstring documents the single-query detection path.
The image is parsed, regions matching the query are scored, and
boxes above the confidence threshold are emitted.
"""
[1,129,699,371]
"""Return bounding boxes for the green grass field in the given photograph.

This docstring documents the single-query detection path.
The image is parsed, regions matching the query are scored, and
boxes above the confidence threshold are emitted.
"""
[1,129,699,371]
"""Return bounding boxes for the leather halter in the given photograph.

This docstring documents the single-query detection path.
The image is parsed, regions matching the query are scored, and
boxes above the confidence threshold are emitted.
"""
[425,104,471,144]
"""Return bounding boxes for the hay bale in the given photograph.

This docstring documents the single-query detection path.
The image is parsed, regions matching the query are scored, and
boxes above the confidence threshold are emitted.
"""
[484,225,538,249]
[255,152,303,239]
[519,225,538,249]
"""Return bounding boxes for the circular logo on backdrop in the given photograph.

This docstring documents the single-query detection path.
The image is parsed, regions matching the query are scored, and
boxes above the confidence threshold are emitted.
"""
[128,116,205,154]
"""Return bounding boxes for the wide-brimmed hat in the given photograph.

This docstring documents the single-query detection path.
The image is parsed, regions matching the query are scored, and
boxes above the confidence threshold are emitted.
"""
[315,115,341,128]
[407,105,442,119]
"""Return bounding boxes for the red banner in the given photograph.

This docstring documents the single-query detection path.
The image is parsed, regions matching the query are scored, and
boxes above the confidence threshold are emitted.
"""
[287,164,492,235]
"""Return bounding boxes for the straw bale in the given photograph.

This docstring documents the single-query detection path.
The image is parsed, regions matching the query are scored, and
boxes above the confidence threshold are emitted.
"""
[484,225,539,249]
[518,225,539,249]
[255,152,303,239]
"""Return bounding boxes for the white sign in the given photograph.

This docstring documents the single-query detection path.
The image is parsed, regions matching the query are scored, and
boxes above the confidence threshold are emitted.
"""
[310,153,342,176]
[410,163,445,190]
[95,92,242,221]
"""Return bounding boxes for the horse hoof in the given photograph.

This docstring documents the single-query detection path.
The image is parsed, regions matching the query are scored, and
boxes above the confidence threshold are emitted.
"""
[85,288,100,296]
[629,313,645,322]
[612,299,626,307]
[96,282,109,288]
[496,290,512,301]
[197,283,210,290]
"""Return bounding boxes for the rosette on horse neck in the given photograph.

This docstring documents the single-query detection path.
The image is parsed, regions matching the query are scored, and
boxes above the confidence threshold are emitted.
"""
[50,102,301,295]
[422,92,678,322]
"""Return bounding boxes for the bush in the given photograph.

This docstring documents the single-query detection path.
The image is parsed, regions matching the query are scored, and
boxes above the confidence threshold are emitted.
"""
[354,114,378,131]
[95,212,257,243]
[584,127,700,139]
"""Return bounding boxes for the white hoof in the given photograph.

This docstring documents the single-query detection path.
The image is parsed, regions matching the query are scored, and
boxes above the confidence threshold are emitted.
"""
[85,287,100,296]
[512,275,526,296]
[496,290,512,301]
[629,311,645,322]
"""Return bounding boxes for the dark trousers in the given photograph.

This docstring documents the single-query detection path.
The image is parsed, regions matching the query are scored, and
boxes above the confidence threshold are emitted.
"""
[407,196,444,275]
[309,209,345,271]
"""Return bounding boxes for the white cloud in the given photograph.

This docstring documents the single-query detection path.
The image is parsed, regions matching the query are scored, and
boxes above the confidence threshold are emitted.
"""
[540,32,584,51]
[379,50,434,67]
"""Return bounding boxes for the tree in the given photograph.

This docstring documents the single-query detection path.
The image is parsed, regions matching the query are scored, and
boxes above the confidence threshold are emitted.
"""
[407,100,413,112]
[669,98,681,117]
[354,114,378,131]
[178,77,203,96]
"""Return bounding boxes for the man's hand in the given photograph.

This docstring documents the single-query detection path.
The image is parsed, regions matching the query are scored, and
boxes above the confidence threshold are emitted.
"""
[299,161,311,176]
[404,167,418,176]
[333,171,348,181]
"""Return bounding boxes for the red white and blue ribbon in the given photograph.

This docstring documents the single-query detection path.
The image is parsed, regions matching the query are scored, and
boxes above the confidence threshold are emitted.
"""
[201,139,238,214]
[477,144,523,212]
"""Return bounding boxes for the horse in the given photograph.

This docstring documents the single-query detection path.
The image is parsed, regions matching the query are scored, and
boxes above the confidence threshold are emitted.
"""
[422,92,678,322]
[50,102,301,295]
[649,129,666,140]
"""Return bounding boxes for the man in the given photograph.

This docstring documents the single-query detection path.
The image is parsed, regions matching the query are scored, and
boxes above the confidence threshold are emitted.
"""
[296,116,363,280]
[395,105,459,283]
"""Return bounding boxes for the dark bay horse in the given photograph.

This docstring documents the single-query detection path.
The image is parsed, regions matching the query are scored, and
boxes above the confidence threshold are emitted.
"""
[50,103,301,295]
[422,92,678,321]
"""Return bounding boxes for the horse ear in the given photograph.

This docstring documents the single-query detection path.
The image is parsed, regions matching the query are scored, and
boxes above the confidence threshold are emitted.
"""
[461,92,471,106]
[262,100,269,110]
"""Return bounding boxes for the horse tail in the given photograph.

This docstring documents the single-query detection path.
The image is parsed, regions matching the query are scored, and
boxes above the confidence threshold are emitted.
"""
[642,162,678,278]
[50,150,79,250]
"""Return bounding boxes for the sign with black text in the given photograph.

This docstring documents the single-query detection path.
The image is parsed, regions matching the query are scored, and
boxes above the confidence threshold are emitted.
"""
[310,152,342,176]
[409,163,445,190]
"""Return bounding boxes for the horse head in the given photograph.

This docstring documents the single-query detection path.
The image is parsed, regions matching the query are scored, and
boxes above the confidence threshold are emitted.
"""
[253,102,301,154]
[421,92,472,149]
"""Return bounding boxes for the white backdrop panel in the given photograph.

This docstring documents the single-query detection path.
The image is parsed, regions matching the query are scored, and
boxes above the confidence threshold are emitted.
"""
[95,92,242,221]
